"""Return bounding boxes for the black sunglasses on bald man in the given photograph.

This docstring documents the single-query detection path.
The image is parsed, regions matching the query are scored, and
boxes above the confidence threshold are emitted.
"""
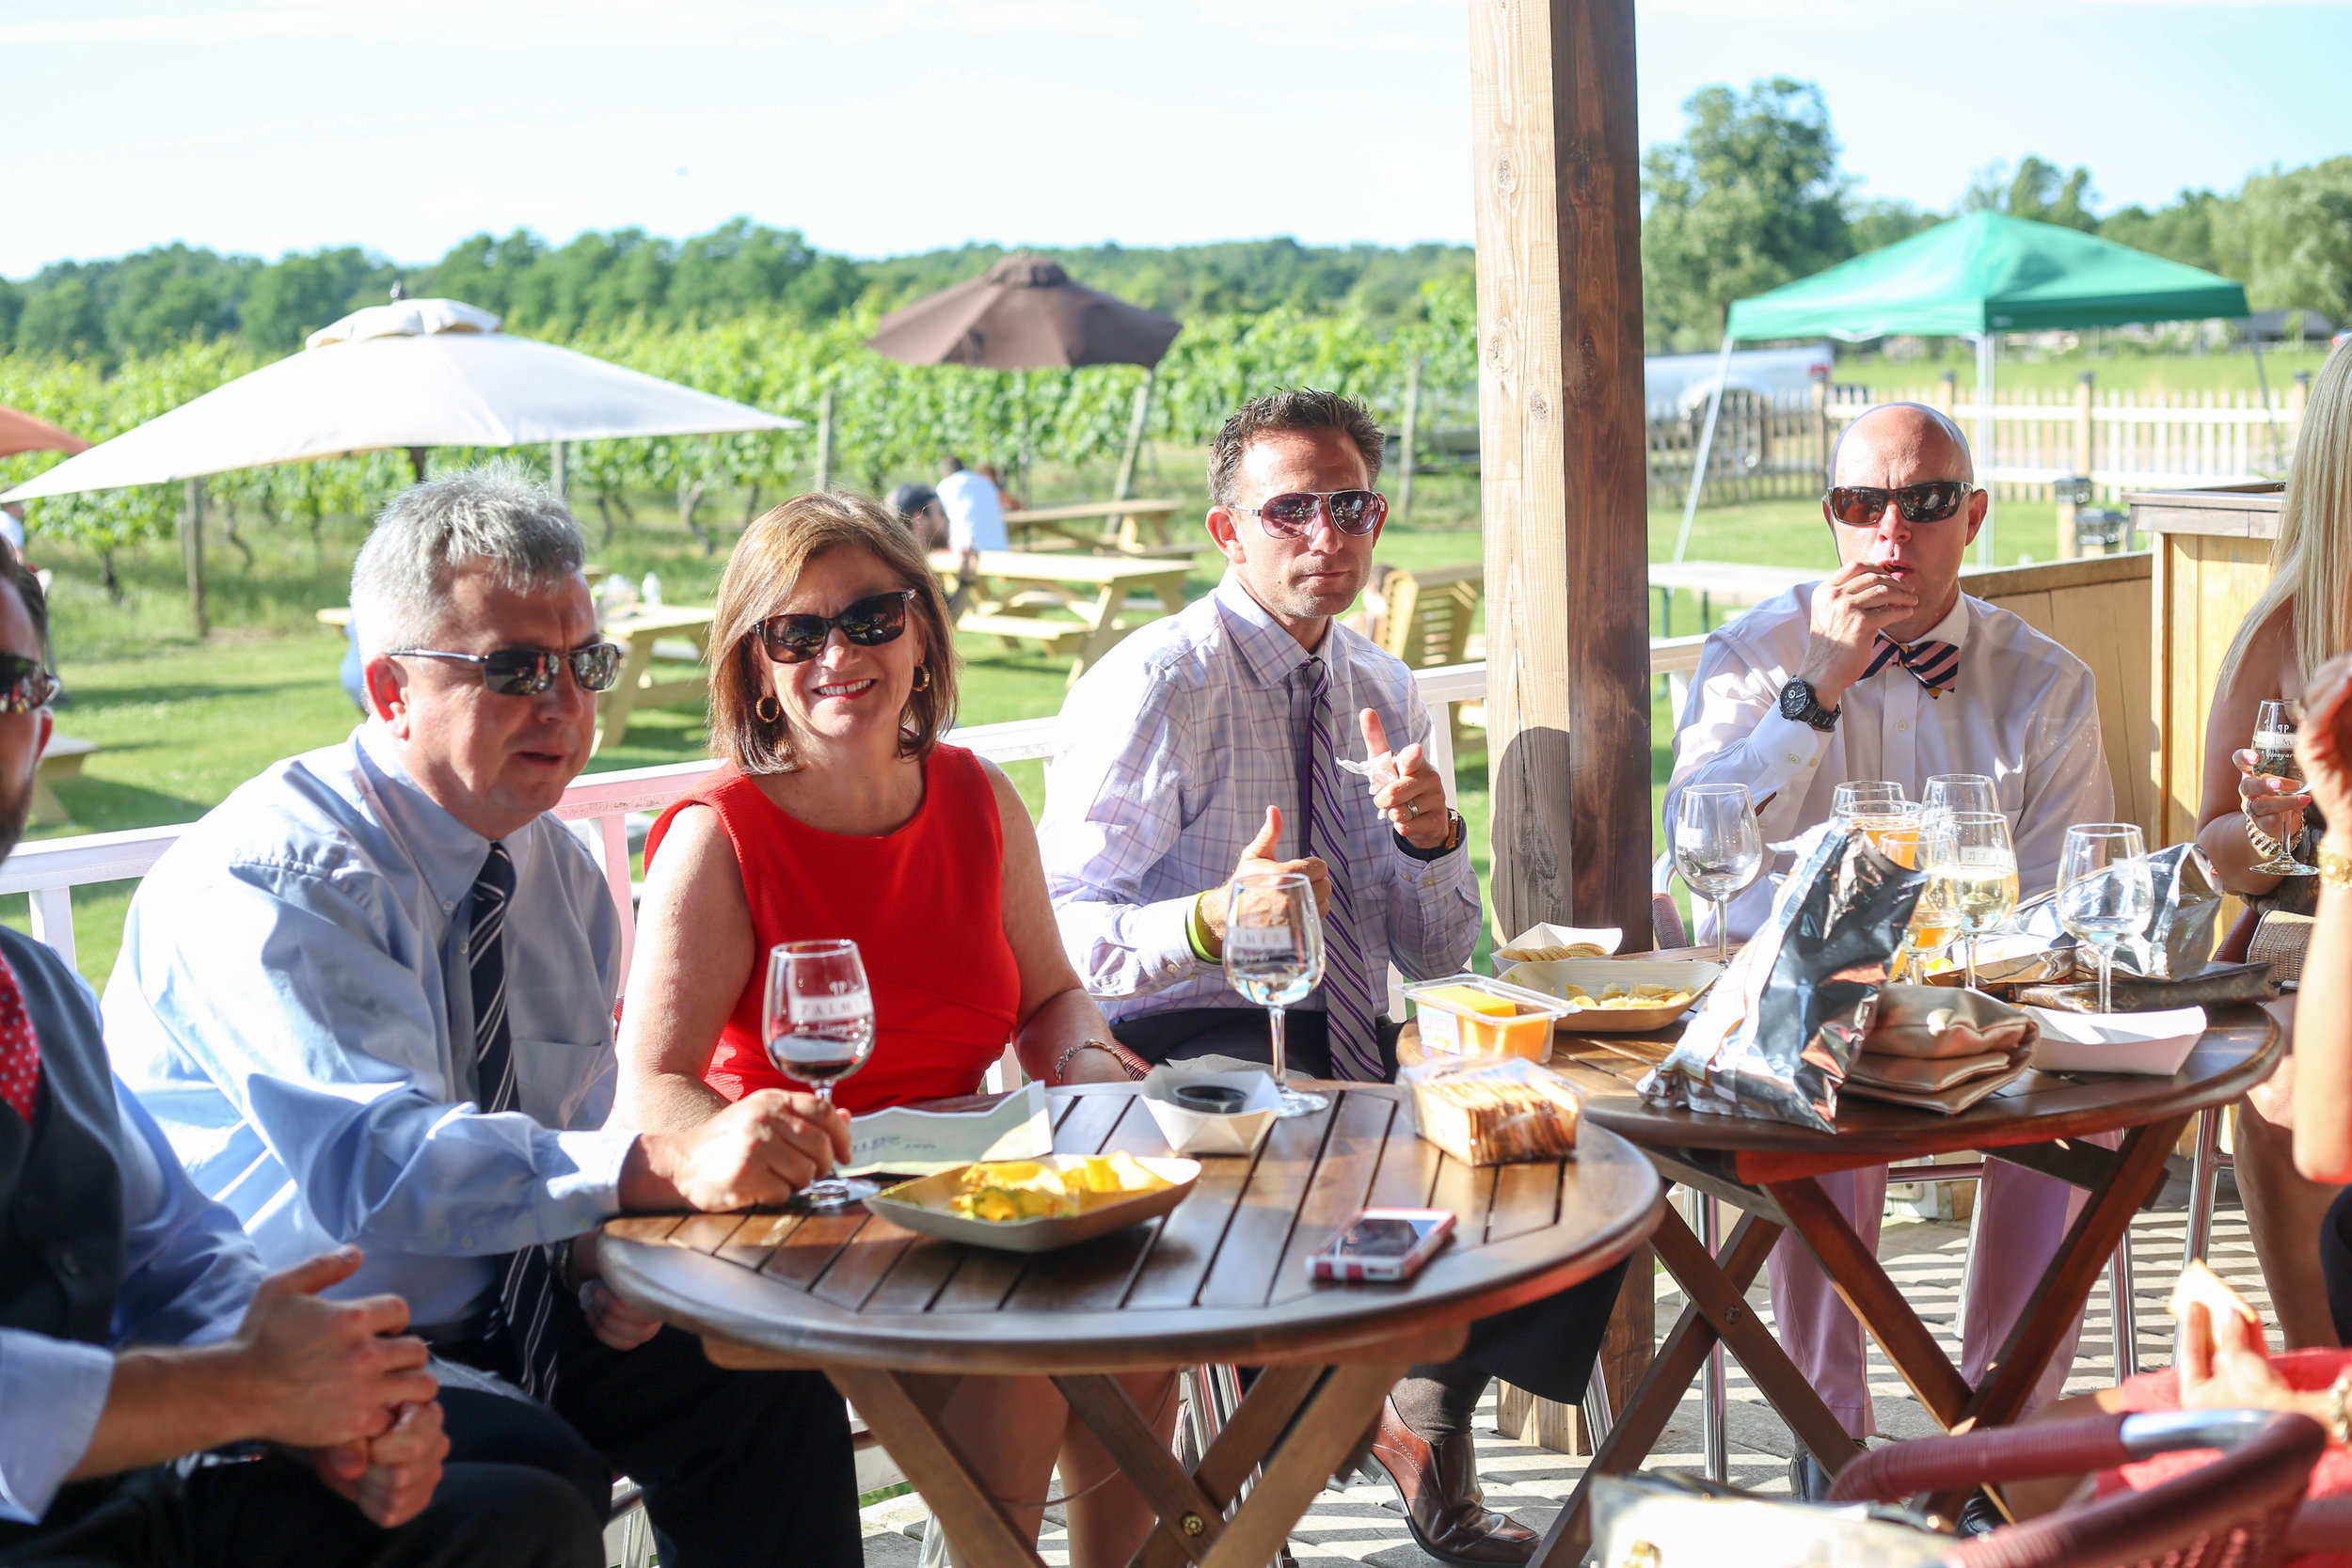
[755,589,918,664]
[0,654,58,713]
[1824,481,1975,527]
[387,641,624,695]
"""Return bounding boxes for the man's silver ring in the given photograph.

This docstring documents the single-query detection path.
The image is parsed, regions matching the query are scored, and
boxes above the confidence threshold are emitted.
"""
[1407,800,1422,818]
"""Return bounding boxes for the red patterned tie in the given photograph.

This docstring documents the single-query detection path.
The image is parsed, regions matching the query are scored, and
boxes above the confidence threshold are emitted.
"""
[0,951,39,1123]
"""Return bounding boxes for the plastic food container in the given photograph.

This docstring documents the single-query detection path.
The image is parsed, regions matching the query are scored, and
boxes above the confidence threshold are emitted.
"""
[1405,974,1579,1061]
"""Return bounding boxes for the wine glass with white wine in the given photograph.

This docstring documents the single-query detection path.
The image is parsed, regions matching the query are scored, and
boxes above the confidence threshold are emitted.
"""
[1674,784,1764,966]
[1224,872,1329,1118]
[2249,698,2317,877]
[1932,811,2018,990]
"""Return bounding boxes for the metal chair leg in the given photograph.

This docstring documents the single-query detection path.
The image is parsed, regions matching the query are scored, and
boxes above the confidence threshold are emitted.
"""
[2185,1106,2224,1263]
[1684,1186,1728,1482]
[2112,1227,2139,1380]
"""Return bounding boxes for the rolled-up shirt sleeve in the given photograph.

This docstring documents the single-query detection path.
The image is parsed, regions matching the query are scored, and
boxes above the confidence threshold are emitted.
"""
[1041,659,1212,999]
[1664,629,1828,851]
[119,855,628,1259]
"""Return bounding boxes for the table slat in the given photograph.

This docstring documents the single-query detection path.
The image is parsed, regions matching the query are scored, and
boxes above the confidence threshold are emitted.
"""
[716,1212,803,1269]
[1001,1098,1184,1314]
[1122,1141,1261,1310]
[669,1212,753,1254]
[927,1246,1031,1314]
[1196,1099,1340,1309]
[810,1211,924,1310]
[1361,1115,1445,1211]
[1267,1093,1399,1306]
[858,1237,968,1314]
[759,1211,867,1289]
[604,1215,688,1244]
[1487,1160,1565,1244]
[1428,1154,1496,1253]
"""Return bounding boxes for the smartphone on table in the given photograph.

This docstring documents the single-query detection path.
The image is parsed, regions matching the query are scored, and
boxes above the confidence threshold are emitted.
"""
[1305,1208,1456,1284]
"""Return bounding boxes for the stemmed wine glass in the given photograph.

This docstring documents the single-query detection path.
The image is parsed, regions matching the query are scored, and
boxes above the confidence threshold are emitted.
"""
[1224,871,1329,1118]
[1924,773,2001,820]
[2249,699,2317,877]
[1873,818,1953,984]
[1832,780,1906,827]
[1933,811,2018,990]
[763,939,880,1211]
[1674,784,1765,966]
[2057,824,2154,1014]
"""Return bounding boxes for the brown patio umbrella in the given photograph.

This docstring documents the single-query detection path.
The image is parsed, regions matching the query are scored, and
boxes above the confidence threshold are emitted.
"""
[866,253,1182,369]
[0,404,87,461]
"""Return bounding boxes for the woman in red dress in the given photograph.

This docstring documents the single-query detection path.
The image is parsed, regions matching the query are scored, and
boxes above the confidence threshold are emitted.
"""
[614,491,1167,1566]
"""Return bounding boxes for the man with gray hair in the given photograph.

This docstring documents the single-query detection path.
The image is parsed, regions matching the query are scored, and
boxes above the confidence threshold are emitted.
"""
[106,466,863,1567]
[1663,404,2111,1503]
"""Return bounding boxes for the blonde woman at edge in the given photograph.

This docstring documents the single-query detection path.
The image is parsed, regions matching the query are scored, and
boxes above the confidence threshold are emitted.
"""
[2193,342,2352,1349]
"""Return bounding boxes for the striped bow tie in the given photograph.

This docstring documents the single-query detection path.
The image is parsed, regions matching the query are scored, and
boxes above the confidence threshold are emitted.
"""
[1864,635,1960,697]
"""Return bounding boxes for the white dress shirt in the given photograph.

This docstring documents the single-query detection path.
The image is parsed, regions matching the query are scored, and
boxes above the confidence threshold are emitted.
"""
[1041,571,1481,1023]
[1666,584,2112,942]
[935,468,1009,554]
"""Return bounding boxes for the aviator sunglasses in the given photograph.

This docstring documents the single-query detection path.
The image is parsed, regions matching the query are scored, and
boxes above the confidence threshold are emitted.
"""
[0,654,58,713]
[387,641,625,696]
[1226,489,1388,539]
[755,589,919,664]
[1824,481,1976,528]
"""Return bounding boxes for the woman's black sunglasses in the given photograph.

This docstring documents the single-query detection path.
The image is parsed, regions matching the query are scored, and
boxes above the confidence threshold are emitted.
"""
[755,589,918,664]
[0,654,58,713]
[1227,489,1387,539]
[388,642,625,696]
[1824,481,1975,527]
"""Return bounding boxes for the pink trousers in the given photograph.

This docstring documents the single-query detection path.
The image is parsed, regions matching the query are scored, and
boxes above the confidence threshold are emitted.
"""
[1764,1156,2102,1438]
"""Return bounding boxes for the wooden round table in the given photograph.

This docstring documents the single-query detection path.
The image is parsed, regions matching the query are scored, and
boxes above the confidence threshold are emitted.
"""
[600,1081,1661,1568]
[1399,989,2282,1564]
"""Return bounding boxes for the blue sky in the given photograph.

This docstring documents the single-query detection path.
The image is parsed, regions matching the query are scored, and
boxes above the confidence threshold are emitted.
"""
[1,0,2347,277]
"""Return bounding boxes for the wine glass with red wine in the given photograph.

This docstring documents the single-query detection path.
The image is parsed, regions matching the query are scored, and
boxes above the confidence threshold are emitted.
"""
[762,939,878,1211]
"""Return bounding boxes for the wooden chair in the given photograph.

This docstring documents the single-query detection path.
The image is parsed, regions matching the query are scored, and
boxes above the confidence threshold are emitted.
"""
[1375,563,1483,749]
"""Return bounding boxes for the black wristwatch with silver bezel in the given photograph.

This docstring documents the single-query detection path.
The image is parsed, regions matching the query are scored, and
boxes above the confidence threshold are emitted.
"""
[1778,677,1839,733]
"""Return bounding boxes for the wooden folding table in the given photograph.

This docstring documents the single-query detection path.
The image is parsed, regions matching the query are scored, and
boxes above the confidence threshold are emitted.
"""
[598,1081,1661,1568]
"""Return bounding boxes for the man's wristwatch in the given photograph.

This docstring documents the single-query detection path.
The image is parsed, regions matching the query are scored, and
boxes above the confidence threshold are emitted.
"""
[1778,677,1840,733]
[1396,808,1466,862]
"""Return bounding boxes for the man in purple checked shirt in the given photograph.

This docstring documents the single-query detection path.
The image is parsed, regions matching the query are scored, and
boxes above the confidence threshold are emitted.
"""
[1041,389,1625,1568]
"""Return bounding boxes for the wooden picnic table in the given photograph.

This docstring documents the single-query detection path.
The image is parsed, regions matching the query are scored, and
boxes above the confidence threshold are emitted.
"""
[1405,959,2281,1561]
[934,549,1194,687]
[1004,498,1187,554]
[598,1081,1661,1568]
[594,605,715,752]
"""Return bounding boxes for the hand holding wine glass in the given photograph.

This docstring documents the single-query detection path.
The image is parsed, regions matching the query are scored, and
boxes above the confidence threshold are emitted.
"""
[1674,784,1764,966]
[2058,824,2153,1014]
[2245,699,2317,877]
[1224,871,1328,1118]
[763,939,879,1210]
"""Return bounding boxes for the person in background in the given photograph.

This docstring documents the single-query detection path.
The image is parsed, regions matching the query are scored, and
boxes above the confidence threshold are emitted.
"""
[886,482,950,552]
[104,467,864,1568]
[2192,343,2352,1350]
[1663,403,2112,1498]
[1041,389,1621,1568]
[0,545,599,1568]
[937,454,1010,555]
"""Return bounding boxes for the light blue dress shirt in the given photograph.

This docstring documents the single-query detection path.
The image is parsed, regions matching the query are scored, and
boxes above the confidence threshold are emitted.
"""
[1,1065,264,1525]
[106,725,633,1328]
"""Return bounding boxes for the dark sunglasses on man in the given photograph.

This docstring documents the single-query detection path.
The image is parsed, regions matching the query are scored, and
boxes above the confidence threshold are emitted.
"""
[0,654,58,713]
[386,641,625,696]
[755,589,918,664]
[1227,488,1388,539]
[1824,480,1976,528]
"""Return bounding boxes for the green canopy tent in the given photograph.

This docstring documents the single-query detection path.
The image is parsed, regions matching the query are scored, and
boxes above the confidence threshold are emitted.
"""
[1675,210,2254,564]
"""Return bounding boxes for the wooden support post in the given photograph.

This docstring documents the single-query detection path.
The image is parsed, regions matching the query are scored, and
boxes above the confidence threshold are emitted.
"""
[813,388,835,493]
[1114,368,1154,502]
[1397,356,1422,521]
[1470,0,1655,1427]
[181,477,208,640]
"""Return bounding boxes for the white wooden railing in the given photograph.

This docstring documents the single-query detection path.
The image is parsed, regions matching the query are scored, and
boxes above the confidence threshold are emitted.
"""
[2,662,1497,984]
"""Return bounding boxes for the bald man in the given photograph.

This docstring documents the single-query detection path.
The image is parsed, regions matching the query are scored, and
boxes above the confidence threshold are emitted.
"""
[1663,403,2112,1497]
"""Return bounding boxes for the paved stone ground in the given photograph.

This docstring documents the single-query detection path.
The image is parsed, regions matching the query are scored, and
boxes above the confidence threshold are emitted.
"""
[861,1182,2265,1566]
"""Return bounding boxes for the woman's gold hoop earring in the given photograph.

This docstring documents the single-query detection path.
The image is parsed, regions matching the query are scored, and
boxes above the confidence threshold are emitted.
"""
[912,665,932,692]
[755,694,782,723]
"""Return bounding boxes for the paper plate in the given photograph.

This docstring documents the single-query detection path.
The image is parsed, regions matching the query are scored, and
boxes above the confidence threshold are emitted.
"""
[867,1154,1200,1254]
[1496,958,1723,1033]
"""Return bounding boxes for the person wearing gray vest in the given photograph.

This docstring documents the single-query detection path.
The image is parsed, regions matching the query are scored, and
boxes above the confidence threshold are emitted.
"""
[105,467,862,1568]
[0,548,599,1568]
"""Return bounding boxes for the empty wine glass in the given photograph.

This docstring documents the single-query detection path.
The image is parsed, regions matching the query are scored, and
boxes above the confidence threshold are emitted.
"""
[2057,824,2154,1014]
[1923,773,2001,821]
[1933,811,2018,990]
[1832,780,1906,827]
[1224,872,1329,1118]
[763,939,879,1211]
[2249,699,2316,877]
[1674,784,1765,966]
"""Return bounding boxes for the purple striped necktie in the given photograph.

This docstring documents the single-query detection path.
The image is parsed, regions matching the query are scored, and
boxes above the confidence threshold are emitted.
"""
[1864,634,1960,698]
[1300,656,1383,1082]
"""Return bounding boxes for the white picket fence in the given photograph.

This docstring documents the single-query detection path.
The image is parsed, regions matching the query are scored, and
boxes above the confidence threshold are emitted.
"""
[1876,383,2305,500]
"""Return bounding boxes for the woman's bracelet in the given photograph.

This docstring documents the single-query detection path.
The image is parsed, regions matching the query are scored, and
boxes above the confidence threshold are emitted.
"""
[1053,1038,1151,1085]
[2245,808,2296,865]
[2322,835,2352,893]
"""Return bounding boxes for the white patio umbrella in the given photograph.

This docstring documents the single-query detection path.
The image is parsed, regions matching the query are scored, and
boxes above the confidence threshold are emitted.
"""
[1,296,799,502]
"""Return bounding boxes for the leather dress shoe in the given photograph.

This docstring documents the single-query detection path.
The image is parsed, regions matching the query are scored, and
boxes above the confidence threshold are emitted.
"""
[1361,1397,1538,1566]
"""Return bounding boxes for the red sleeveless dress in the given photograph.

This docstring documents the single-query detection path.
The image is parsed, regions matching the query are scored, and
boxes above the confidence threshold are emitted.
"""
[643,745,1023,1115]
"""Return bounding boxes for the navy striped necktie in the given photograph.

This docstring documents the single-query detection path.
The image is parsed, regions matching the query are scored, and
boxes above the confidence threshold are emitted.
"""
[1864,634,1960,698]
[472,842,561,1402]
[1299,657,1383,1082]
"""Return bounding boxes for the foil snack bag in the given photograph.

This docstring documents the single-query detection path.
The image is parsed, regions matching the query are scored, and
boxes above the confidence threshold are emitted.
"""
[1639,823,1927,1132]
[1998,842,2220,983]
